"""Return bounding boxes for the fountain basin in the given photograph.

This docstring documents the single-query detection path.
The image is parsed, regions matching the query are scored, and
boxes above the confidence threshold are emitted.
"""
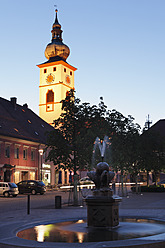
[17,218,165,243]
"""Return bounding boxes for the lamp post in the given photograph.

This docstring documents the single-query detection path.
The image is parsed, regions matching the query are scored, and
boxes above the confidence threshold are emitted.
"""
[39,149,43,181]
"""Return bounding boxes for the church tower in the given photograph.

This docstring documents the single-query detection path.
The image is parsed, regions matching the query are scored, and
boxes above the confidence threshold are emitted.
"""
[37,9,77,125]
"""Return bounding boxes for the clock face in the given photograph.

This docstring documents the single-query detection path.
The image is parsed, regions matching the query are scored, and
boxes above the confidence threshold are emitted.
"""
[66,75,70,84]
[46,73,54,84]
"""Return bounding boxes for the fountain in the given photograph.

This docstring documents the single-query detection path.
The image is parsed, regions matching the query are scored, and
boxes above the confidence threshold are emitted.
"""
[86,136,122,227]
[13,136,165,247]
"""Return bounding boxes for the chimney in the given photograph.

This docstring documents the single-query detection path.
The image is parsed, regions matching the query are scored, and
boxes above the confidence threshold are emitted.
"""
[23,103,28,108]
[10,97,17,110]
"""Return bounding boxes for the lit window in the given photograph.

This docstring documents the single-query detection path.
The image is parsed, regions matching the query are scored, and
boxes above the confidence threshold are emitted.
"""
[64,68,66,73]
[44,69,47,73]
[23,148,27,160]
[14,147,19,159]
[14,128,19,132]
[5,145,10,158]
[53,67,56,71]
[28,120,31,124]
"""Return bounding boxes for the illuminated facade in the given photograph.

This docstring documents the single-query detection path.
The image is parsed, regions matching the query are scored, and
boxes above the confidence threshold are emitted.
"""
[0,97,54,184]
[37,10,77,125]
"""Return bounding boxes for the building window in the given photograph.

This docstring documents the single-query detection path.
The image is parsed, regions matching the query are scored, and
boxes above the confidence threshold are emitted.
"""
[65,171,67,184]
[23,148,28,160]
[44,69,47,73]
[5,145,10,158]
[53,67,56,71]
[46,90,54,103]
[14,147,19,159]
[31,150,35,161]
[64,68,66,73]
[70,71,72,76]
[43,151,46,159]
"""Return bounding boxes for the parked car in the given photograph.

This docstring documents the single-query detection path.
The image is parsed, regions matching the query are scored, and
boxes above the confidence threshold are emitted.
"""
[157,180,165,187]
[79,177,94,185]
[0,182,19,197]
[17,180,46,195]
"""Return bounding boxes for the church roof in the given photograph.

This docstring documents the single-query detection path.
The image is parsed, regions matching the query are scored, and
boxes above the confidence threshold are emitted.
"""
[0,97,54,144]
[37,58,77,71]
[148,119,165,137]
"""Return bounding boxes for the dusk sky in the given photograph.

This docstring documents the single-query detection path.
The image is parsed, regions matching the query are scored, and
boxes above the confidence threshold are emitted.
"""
[0,0,165,130]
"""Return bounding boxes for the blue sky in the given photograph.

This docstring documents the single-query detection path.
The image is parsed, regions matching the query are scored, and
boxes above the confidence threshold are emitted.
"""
[0,0,165,129]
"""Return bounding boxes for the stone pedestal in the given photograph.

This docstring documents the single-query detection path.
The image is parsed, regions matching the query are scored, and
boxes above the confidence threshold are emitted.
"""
[85,195,121,228]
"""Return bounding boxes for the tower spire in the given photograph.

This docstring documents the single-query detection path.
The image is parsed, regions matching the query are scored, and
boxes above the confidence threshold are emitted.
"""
[55,9,59,24]
[52,9,62,42]
[44,9,70,61]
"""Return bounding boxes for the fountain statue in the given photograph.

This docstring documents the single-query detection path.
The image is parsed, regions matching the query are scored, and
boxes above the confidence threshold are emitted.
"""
[85,136,122,228]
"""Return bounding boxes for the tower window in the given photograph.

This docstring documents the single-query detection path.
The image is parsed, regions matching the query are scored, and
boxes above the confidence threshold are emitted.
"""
[53,67,56,71]
[44,69,47,73]
[46,90,54,103]
[64,68,66,73]
[66,91,69,97]
[70,71,72,76]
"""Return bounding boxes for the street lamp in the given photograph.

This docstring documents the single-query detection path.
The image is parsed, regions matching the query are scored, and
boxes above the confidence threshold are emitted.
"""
[39,149,44,181]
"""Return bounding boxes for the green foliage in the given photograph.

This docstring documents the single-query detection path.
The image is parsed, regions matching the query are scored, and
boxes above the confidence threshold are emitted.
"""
[46,90,111,173]
[46,90,142,175]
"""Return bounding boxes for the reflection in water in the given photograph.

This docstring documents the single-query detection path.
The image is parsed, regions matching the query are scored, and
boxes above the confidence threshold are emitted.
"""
[17,219,165,243]
[35,225,52,242]
[35,225,45,242]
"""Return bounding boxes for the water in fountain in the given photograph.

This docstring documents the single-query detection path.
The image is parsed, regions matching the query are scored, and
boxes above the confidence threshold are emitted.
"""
[91,136,111,169]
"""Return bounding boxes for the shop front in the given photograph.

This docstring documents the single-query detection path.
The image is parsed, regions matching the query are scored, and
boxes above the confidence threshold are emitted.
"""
[42,164,51,185]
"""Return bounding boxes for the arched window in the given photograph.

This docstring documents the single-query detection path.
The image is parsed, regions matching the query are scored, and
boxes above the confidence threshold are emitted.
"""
[46,90,54,103]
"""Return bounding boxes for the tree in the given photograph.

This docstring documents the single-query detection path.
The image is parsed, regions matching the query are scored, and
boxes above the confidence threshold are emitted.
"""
[46,91,110,205]
[109,113,141,195]
[46,90,141,198]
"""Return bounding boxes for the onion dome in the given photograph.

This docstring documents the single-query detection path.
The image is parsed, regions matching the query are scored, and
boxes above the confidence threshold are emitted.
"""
[45,9,70,62]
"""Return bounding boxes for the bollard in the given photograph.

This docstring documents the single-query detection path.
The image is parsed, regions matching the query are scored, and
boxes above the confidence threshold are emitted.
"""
[27,194,30,215]
[55,195,61,209]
